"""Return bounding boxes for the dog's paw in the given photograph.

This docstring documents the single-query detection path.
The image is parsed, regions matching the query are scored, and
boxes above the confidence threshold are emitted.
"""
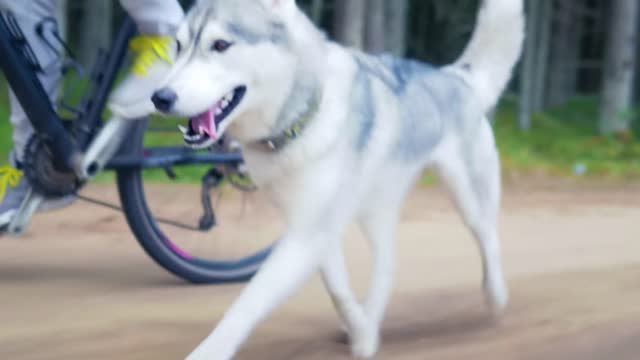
[333,323,350,344]
[185,352,206,360]
[349,320,379,359]
[186,342,231,360]
[484,277,509,317]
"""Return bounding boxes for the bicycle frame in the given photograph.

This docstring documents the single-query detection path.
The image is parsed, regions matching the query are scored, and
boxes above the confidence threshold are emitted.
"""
[0,12,244,234]
[0,14,78,169]
[0,6,271,282]
[0,14,243,173]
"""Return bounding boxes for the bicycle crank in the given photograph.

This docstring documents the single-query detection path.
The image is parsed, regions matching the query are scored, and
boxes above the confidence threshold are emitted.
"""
[7,136,80,236]
[7,188,44,235]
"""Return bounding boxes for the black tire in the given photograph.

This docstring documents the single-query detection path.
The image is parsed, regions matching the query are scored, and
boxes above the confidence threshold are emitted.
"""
[115,121,271,284]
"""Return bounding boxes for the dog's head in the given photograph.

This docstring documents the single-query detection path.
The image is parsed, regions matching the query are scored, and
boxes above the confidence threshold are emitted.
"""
[152,0,322,149]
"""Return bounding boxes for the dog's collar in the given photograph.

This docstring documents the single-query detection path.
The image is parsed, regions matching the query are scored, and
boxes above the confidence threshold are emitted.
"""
[250,90,321,152]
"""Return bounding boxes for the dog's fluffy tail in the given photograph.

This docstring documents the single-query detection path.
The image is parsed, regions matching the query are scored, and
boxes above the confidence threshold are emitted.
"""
[450,0,525,112]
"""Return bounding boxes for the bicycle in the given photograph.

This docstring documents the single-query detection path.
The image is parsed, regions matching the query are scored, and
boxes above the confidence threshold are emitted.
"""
[0,10,275,283]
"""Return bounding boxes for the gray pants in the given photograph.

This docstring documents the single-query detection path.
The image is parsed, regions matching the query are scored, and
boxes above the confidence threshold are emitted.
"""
[0,0,184,162]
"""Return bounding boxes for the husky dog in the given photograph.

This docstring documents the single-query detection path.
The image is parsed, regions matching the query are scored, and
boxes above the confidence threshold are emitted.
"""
[151,0,524,358]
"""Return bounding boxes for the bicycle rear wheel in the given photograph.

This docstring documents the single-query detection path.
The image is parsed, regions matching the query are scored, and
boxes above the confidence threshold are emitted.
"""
[115,120,278,283]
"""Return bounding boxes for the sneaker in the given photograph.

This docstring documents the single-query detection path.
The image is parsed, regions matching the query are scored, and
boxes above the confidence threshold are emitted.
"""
[108,36,176,119]
[0,165,75,233]
[0,166,27,230]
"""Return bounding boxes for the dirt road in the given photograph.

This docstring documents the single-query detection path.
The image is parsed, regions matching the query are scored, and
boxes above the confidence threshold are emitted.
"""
[1,184,640,360]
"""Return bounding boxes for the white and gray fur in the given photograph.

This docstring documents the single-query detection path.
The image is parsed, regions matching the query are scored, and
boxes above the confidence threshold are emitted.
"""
[158,0,525,359]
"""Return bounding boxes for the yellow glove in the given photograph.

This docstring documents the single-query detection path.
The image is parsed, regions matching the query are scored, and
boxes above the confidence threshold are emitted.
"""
[129,35,174,76]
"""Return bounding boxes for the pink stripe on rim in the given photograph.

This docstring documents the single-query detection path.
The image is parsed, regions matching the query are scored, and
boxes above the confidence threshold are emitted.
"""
[166,239,195,260]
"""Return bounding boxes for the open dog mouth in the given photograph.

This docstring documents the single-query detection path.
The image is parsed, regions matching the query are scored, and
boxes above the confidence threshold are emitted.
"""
[179,86,247,149]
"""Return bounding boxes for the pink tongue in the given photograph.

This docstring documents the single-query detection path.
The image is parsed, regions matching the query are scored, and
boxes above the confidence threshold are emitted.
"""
[190,109,217,140]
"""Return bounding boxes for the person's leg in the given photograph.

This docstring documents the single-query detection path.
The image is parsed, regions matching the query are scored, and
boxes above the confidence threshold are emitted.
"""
[0,0,61,163]
[120,0,183,36]
[0,0,69,231]
[109,0,184,119]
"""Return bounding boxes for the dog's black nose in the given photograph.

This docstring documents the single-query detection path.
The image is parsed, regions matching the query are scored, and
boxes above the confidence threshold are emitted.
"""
[152,88,178,113]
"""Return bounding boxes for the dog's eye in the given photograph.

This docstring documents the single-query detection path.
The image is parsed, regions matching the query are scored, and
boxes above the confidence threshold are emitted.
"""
[212,40,233,53]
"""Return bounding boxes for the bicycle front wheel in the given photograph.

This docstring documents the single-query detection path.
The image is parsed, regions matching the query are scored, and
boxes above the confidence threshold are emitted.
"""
[115,120,278,283]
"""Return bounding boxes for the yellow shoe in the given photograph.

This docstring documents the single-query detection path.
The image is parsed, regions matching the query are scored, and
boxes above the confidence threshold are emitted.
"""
[0,165,76,232]
[108,36,176,119]
[0,166,25,229]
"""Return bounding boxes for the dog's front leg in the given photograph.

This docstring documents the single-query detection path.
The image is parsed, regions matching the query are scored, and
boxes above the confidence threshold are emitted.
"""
[322,241,379,358]
[186,233,330,360]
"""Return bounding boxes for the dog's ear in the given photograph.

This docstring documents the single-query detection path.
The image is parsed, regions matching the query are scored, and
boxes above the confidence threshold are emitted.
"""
[259,0,297,15]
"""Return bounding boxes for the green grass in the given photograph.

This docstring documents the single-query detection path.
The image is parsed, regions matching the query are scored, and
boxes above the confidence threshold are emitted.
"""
[0,78,11,162]
[494,96,640,180]
[1,77,639,182]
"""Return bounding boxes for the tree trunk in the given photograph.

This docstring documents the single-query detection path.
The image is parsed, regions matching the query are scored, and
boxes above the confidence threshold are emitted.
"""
[365,0,386,53]
[310,0,324,25]
[600,0,639,135]
[519,0,541,131]
[385,0,409,56]
[56,0,68,41]
[546,1,583,107]
[332,0,366,49]
[77,0,112,67]
[532,0,553,112]
[636,21,640,104]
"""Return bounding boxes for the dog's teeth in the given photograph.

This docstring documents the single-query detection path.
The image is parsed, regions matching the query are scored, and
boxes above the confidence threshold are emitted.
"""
[199,127,205,135]
[185,132,198,140]
[215,108,223,115]
[221,100,229,108]
[178,125,188,134]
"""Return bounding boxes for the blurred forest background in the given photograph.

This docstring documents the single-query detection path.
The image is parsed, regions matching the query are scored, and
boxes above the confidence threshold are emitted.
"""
[1,0,639,179]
